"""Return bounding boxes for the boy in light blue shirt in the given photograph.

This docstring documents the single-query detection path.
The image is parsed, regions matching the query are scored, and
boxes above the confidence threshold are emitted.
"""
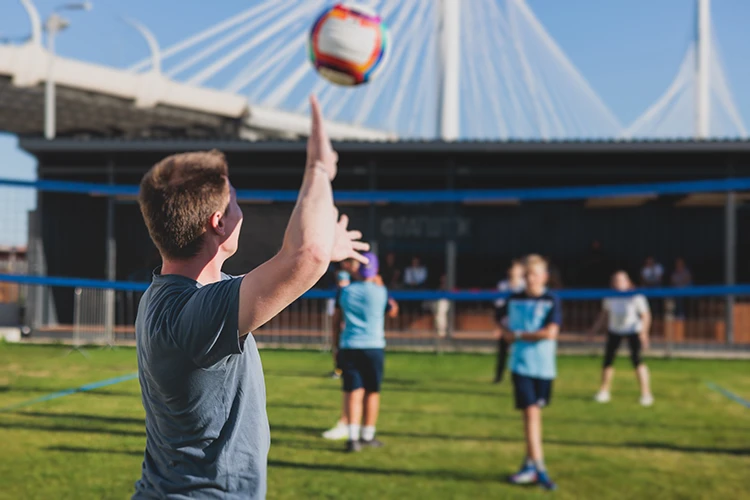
[498,255,562,491]
[334,252,398,452]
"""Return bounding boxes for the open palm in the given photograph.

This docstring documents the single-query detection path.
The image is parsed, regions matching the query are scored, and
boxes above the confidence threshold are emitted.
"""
[331,214,369,264]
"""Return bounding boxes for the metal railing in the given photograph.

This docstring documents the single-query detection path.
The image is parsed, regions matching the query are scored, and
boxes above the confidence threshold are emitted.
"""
[2,280,748,355]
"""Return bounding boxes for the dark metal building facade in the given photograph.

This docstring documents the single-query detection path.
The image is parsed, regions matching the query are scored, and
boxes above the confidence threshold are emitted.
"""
[20,138,750,322]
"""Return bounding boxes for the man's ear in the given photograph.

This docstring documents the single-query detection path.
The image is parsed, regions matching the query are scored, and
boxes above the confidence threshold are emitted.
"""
[209,211,225,236]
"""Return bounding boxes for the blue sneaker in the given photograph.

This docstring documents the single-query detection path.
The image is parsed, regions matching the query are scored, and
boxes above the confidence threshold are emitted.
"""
[508,464,537,485]
[536,470,557,491]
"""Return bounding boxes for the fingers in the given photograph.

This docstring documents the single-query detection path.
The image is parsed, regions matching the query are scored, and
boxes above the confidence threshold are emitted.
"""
[310,94,329,151]
[350,251,370,265]
[310,94,323,138]
[352,241,370,252]
[346,229,362,241]
[337,213,349,228]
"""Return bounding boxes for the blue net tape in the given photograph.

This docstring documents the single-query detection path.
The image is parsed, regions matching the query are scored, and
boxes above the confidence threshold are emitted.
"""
[2,176,750,204]
[1,274,748,301]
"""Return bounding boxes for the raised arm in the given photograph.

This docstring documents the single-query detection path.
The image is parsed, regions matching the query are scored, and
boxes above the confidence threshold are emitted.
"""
[387,298,399,319]
[237,96,368,335]
[518,323,560,342]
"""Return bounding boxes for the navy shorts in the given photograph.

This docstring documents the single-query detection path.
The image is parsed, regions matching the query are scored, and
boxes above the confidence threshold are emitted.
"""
[339,348,385,392]
[512,373,553,410]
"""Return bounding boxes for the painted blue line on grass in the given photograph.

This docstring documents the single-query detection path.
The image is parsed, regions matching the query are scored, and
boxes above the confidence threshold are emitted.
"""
[706,382,750,409]
[0,372,138,412]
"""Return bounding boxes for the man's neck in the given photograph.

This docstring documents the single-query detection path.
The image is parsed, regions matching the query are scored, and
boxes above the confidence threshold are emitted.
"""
[161,254,225,286]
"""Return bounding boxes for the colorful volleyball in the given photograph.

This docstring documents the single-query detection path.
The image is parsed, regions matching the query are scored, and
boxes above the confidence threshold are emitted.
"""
[309,3,389,86]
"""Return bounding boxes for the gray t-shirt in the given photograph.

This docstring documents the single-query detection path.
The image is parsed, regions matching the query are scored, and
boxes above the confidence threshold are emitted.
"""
[133,271,269,499]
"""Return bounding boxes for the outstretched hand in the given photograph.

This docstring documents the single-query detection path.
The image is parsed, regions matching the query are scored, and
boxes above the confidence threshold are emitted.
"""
[331,213,369,264]
[307,95,338,181]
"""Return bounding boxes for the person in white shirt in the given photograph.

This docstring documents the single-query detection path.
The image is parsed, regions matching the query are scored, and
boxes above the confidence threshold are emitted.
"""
[403,257,428,288]
[589,271,654,407]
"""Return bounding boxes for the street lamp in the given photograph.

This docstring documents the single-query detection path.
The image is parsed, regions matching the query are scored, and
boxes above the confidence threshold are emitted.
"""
[44,1,92,140]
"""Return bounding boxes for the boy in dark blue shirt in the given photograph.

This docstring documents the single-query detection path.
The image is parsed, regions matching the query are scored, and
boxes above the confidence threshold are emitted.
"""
[497,255,562,491]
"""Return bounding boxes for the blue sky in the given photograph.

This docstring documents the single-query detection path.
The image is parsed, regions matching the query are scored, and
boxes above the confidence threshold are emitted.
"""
[1,0,749,244]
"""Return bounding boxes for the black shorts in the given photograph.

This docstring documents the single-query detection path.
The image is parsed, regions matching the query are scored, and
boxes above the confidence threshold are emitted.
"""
[335,349,343,370]
[340,348,385,392]
[603,332,642,368]
[512,373,553,410]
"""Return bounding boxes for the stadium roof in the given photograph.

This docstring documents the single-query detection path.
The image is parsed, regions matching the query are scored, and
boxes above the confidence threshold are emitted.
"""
[0,43,393,141]
[19,137,750,155]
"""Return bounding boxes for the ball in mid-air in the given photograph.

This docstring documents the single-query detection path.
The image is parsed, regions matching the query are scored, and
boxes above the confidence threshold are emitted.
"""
[309,3,389,86]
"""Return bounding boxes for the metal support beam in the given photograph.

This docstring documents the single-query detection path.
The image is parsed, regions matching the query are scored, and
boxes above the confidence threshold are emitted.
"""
[368,161,378,255]
[724,190,736,344]
[445,163,456,339]
[104,162,116,346]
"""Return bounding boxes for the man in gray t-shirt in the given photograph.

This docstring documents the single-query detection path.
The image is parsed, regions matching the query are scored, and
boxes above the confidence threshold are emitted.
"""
[134,274,269,498]
[133,96,368,499]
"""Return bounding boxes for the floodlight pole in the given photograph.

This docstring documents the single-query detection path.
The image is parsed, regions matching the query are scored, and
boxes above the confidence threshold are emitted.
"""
[19,0,43,46]
[123,17,162,74]
[439,0,460,141]
[43,3,92,140]
[695,0,710,139]
[44,14,66,140]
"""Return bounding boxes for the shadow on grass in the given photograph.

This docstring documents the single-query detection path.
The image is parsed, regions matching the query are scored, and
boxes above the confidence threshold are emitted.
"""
[16,411,144,426]
[44,445,143,456]
[270,437,341,452]
[316,384,500,398]
[0,421,144,438]
[271,424,750,457]
[267,402,512,421]
[267,459,499,483]
[264,371,430,388]
[268,402,749,432]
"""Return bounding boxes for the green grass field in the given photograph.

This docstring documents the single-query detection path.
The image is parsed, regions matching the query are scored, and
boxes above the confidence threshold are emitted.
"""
[0,343,748,499]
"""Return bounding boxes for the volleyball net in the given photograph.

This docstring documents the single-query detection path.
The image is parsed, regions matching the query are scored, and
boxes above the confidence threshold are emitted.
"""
[0,175,748,352]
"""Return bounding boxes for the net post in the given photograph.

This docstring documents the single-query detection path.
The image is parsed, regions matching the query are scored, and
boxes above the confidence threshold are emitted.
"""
[368,160,378,256]
[67,287,88,358]
[664,298,675,358]
[444,239,457,353]
[725,190,736,345]
[104,161,117,348]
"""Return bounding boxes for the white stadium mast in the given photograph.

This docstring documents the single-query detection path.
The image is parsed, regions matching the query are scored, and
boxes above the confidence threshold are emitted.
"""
[439,0,461,141]
[696,0,711,139]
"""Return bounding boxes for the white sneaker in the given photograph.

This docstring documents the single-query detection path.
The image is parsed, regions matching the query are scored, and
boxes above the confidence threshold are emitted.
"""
[594,390,611,403]
[322,422,348,440]
[640,394,654,407]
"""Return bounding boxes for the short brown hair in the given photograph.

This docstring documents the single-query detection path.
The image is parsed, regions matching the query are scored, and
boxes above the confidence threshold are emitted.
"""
[139,150,230,260]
